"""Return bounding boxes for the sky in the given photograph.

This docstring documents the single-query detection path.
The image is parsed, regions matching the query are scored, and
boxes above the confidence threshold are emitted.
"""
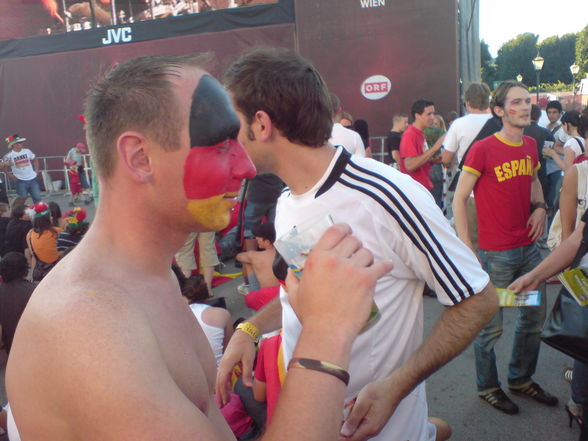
[479,0,587,57]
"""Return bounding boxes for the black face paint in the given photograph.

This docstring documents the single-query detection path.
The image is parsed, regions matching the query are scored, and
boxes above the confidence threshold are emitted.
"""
[189,75,240,148]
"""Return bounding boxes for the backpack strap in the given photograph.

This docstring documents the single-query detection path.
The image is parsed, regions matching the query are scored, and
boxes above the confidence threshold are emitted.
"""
[550,124,561,136]
[574,137,585,154]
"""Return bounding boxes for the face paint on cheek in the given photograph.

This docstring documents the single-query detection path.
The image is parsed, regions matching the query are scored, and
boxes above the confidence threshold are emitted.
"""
[186,194,232,231]
[183,140,253,200]
[508,109,517,115]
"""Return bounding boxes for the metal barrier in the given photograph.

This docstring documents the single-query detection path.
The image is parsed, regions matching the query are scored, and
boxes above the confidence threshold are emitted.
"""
[4,154,93,197]
[369,136,387,163]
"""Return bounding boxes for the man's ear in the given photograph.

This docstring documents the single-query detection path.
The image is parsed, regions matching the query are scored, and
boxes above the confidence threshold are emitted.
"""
[253,110,274,141]
[116,132,152,183]
[493,105,505,118]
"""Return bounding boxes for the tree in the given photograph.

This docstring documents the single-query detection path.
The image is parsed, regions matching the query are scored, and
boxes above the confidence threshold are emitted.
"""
[480,40,496,87]
[576,24,588,78]
[495,33,538,85]
[538,34,577,84]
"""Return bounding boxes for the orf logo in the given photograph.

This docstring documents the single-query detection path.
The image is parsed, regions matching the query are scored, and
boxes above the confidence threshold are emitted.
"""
[361,75,391,100]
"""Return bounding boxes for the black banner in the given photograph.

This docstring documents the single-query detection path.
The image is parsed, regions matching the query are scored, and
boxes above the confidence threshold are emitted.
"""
[0,0,293,60]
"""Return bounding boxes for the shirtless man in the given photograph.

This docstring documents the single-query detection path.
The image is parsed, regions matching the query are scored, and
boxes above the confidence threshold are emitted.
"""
[6,54,391,441]
[236,221,280,288]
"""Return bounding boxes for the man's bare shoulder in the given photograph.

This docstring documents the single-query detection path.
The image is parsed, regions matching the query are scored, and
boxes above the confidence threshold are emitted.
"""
[7,247,230,441]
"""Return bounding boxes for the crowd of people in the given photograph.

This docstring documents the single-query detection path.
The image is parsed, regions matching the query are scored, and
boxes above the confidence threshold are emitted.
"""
[0,47,587,441]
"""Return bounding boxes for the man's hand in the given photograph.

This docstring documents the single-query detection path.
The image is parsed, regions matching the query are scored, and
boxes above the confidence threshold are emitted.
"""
[527,207,546,242]
[339,377,399,441]
[508,273,540,293]
[286,224,393,338]
[216,327,257,406]
[542,146,555,158]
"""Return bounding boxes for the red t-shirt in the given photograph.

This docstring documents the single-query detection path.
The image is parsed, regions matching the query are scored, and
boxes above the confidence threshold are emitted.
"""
[399,125,432,190]
[463,133,540,251]
[254,334,283,423]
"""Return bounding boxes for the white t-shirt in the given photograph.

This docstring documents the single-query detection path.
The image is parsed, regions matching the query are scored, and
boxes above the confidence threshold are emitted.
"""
[538,109,550,128]
[545,122,568,175]
[275,147,489,441]
[565,136,586,159]
[443,113,492,163]
[329,123,366,157]
[189,303,224,367]
[4,148,37,181]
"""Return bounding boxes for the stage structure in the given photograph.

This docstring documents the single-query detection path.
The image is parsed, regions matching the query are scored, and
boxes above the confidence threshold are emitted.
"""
[0,0,480,158]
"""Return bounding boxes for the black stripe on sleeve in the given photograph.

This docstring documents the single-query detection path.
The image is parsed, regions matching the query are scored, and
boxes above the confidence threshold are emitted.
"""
[341,164,476,303]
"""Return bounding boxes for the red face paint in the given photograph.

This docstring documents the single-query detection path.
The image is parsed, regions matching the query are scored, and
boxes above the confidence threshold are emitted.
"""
[508,109,517,115]
[183,139,255,200]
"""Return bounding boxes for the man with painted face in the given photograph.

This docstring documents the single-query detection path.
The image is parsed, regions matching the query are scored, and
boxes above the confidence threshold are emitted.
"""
[454,81,556,415]
[217,48,498,441]
[5,54,391,441]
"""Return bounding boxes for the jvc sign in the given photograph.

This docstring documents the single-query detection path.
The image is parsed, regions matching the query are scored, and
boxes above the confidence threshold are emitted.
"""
[361,75,392,100]
[102,27,133,45]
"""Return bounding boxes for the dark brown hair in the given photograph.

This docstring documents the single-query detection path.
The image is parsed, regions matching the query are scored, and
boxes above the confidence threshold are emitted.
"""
[490,80,528,119]
[224,48,333,147]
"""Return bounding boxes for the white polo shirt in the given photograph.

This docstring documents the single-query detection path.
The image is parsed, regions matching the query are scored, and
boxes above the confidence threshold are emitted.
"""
[329,123,366,157]
[276,147,489,441]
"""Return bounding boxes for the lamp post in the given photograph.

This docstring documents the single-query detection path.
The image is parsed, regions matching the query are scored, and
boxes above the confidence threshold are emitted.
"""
[516,74,523,83]
[532,54,544,103]
[570,64,580,105]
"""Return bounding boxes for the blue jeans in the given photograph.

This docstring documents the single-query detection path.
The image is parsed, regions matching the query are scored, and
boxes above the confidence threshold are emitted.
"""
[572,361,588,405]
[475,244,546,392]
[15,178,41,203]
[545,172,562,227]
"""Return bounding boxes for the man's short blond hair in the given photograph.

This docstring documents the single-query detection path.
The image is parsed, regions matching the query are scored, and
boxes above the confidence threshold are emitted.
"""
[84,54,207,179]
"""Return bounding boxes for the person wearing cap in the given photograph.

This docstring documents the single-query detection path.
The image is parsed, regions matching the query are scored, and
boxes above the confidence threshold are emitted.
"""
[65,142,92,204]
[2,135,41,203]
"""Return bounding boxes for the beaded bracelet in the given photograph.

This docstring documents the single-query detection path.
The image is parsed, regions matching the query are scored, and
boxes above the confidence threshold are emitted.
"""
[288,357,350,386]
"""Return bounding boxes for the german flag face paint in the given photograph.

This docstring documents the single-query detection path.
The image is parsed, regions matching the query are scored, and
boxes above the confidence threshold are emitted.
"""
[184,75,256,231]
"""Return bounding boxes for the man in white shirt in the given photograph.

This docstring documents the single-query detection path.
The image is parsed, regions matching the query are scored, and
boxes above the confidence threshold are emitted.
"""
[2,135,41,203]
[329,93,366,157]
[441,82,492,224]
[441,83,492,166]
[218,47,498,441]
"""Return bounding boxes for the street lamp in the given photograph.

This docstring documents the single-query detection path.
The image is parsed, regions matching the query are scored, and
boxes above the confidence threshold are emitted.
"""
[570,64,580,104]
[516,74,523,83]
[532,54,544,102]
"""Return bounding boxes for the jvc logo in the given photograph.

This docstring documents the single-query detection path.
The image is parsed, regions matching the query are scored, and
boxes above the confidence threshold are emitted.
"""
[102,27,132,45]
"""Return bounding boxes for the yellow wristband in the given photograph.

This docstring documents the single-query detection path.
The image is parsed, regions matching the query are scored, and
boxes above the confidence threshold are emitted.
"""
[236,322,260,341]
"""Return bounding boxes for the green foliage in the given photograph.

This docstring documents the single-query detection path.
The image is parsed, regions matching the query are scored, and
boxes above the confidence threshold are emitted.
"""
[577,24,588,78]
[492,32,580,86]
[528,81,573,93]
[495,33,538,83]
[481,40,496,86]
[538,34,577,83]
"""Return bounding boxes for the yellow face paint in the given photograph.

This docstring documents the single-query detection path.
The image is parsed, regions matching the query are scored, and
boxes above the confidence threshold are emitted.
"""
[186,193,235,231]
